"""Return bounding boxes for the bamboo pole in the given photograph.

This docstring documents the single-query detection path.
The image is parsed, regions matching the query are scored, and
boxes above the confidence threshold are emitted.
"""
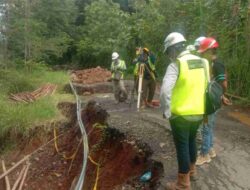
[225,93,249,102]
[11,165,26,190]
[0,156,29,180]
[18,163,30,190]
[2,160,11,190]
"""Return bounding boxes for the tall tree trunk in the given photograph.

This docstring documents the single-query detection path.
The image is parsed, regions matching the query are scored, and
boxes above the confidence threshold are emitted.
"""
[24,0,31,64]
[246,1,250,61]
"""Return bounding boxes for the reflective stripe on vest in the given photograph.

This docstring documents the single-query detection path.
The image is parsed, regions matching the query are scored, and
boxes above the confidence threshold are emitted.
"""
[171,53,209,115]
[111,60,126,79]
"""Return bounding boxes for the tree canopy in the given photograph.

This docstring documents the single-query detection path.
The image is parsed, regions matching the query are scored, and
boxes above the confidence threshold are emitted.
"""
[0,0,250,97]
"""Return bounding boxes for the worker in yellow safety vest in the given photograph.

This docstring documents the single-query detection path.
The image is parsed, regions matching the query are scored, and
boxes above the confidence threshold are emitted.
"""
[160,32,209,190]
[110,52,128,104]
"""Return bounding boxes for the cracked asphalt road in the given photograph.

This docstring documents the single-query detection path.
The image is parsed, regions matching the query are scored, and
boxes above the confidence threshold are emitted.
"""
[82,92,250,190]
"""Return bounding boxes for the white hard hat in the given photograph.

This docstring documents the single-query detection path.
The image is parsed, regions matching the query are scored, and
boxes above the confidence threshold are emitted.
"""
[112,52,119,60]
[194,36,206,47]
[164,32,186,53]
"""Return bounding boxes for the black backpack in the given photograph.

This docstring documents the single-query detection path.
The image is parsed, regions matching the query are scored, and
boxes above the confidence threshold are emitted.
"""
[203,60,223,114]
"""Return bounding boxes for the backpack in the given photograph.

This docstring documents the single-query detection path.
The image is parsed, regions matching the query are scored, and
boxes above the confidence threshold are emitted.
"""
[203,60,223,114]
[205,80,223,114]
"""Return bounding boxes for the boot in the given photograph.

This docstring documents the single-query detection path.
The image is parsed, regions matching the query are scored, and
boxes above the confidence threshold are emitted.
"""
[146,101,155,108]
[190,164,198,181]
[196,154,211,166]
[140,100,148,109]
[209,148,216,158]
[166,172,190,190]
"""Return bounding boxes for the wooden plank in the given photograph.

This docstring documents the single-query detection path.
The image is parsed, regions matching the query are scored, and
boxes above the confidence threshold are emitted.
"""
[2,160,11,190]
[11,165,26,190]
[0,156,29,180]
[18,163,30,190]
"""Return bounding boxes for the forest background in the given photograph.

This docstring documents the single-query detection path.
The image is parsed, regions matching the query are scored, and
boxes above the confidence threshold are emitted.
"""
[0,0,250,97]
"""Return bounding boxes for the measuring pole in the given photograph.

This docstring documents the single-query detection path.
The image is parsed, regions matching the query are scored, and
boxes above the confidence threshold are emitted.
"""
[137,63,144,110]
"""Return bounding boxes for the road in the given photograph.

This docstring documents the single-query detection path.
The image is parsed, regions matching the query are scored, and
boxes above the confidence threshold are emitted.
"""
[88,92,250,190]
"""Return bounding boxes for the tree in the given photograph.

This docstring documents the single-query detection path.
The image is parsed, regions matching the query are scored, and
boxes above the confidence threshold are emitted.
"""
[0,0,77,64]
[77,0,130,68]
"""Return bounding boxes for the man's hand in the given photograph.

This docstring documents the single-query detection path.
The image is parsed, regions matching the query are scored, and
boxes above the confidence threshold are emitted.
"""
[222,94,232,106]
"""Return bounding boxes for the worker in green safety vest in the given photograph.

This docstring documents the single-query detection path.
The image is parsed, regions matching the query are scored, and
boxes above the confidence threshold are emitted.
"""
[160,32,209,189]
[110,52,128,104]
[132,47,142,96]
[134,48,157,108]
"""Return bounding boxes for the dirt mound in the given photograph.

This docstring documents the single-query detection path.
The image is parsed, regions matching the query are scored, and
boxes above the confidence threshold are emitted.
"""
[71,66,112,84]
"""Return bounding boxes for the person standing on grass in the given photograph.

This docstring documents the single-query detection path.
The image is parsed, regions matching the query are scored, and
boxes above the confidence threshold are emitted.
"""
[196,37,231,166]
[110,52,128,104]
[160,32,209,190]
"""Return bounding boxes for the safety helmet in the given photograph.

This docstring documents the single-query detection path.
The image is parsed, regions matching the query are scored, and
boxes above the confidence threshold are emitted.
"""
[143,47,150,56]
[143,47,149,53]
[164,32,186,53]
[198,37,219,53]
[194,36,206,47]
[112,52,119,60]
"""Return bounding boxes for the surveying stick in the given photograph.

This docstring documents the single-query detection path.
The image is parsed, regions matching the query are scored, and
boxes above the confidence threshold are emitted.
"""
[137,64,144,110]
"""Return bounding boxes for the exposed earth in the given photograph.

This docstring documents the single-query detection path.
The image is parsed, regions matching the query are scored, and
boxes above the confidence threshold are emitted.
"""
[1,79,250,190]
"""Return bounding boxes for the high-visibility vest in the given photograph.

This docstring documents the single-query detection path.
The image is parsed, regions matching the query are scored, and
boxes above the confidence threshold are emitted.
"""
[134,57,155,77]
[111,59,126,79]
[171,53,209,115]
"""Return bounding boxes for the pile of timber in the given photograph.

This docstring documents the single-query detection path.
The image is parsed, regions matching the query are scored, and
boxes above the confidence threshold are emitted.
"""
[9,83,57,103]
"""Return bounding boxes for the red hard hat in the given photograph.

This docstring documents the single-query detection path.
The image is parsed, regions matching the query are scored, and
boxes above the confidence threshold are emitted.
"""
[198,37,219,53]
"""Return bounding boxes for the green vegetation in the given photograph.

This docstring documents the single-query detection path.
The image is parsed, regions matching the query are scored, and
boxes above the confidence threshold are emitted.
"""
[0,0,249,151]
[0,63,72,150]
[1,0,249,98]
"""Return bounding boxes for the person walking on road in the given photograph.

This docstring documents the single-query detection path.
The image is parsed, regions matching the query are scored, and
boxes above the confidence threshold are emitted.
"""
[196,37,231,166]
[160,32,209,190]
[110,52,128,104]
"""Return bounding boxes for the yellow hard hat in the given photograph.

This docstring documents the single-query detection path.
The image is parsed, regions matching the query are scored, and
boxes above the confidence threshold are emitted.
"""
[143,48,149,53]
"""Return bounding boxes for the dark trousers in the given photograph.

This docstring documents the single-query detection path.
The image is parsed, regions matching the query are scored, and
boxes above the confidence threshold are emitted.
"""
[142,78,156,103]
[170,116,202,174]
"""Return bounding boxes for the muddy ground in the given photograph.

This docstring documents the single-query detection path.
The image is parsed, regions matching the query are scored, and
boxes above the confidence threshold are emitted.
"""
[80,82,250,190]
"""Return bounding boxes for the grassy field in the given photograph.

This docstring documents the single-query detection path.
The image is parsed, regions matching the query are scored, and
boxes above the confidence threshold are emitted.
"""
[0,63,74,151]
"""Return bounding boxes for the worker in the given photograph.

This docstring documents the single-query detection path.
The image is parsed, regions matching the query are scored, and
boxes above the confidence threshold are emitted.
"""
[194,36,206,50]
[193,36,207,143]
[135,48,156,108]
[110,52,128,104]
[196,37,231,166]
[160,32,209,189]
[132,47,142,97]
[186,36,206,54]
[132,47,142,65]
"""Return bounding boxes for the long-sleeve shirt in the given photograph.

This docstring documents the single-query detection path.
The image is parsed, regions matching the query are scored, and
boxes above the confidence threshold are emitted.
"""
[160,62,179,119]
